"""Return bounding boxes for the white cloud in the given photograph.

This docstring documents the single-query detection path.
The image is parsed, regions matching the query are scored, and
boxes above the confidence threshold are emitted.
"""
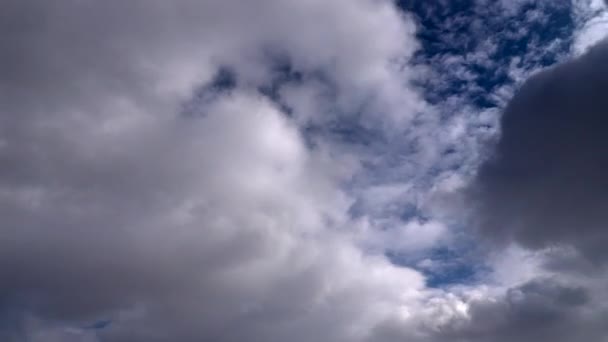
[0,1,448,341]
[572,0,608,54]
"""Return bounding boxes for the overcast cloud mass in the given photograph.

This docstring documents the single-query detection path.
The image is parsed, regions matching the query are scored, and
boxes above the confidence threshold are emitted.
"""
[1,0,608,341]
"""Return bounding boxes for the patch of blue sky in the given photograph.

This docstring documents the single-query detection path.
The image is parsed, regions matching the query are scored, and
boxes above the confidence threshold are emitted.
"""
[386,237,491,288]
[401,0,574,109]
[380,0,577,287]
[181,66,237,117]
[179,1,578,290]
[420,247,483,288]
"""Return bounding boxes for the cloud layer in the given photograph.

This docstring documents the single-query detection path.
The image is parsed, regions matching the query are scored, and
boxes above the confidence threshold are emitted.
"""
[3,0,608,341]
[0,1,436,341]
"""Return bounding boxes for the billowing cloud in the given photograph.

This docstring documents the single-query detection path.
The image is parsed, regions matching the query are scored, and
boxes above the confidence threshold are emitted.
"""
[440,279,603,342]
[4,0,608,341]
[0,0,439,341]
[572,0,608,54]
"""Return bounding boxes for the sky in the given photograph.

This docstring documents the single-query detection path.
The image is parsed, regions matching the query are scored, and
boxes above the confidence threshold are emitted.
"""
[1,0,608,341]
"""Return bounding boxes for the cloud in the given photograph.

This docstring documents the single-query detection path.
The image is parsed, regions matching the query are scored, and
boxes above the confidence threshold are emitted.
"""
[0,0,444,341]
[370,274,608,342]
[471,39,608,262]
[572,0,608,54]
[463,11,608,340]
[4,0,608,341]
[441,279,600,342]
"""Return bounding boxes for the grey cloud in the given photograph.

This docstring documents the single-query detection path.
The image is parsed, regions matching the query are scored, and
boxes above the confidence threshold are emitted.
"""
[472,39,608,261]
[371,277,605,342]
[447,279,602,342]
[461,37,608,342]
[0,1,432,341]
[3,1,605,342]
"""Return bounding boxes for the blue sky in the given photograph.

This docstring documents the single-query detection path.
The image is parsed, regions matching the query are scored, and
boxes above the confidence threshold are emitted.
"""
[381,0,576,287]
[405,0,572,107]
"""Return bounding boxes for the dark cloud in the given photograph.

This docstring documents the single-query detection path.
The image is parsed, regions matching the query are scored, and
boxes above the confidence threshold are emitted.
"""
[465,38,608,341]
[444,279,602,342]
[472,39,608,261]
[373,277,606,342]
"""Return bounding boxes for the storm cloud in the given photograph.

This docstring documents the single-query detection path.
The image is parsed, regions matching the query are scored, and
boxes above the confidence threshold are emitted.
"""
[473,39,608,262]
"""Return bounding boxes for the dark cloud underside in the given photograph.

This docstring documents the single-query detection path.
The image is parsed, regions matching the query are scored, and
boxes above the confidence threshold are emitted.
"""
[473,39,608,262]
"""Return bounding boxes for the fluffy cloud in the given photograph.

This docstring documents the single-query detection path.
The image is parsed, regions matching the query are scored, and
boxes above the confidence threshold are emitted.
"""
[572,0,608,54]
[0,0,443,341]
[5,0,608,341]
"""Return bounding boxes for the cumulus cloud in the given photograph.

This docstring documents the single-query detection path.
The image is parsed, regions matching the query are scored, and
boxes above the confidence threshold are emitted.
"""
[5,0,608,341]
[0,0,444,341]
